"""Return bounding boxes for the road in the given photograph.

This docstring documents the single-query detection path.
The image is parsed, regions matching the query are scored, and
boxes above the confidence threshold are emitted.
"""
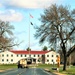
[0,68,56,75]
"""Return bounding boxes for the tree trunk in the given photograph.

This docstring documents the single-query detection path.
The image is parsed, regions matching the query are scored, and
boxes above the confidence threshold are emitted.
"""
[63,53,67,71]
[61,42,67,71]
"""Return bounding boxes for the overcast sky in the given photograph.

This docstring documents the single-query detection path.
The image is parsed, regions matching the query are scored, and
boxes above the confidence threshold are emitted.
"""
[0,0,75,50]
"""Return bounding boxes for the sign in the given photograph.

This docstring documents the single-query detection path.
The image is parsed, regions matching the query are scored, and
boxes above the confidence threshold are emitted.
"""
[56,56,60,68]
[56,56,60,63]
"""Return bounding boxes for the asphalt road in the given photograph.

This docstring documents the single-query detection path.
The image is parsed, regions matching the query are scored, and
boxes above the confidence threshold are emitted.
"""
[0,68,56,75]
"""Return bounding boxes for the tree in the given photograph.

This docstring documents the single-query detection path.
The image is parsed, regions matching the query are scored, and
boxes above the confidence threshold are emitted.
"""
[42,46,48,63]
[35,4,75,71]
[42,46,48,51]
[26,47,31,51]
[0,20,20,51]
[51,48,55,51]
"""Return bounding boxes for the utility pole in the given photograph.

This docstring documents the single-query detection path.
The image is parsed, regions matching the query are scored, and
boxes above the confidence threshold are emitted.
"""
[28,14,31,58]
[28,14,33,58]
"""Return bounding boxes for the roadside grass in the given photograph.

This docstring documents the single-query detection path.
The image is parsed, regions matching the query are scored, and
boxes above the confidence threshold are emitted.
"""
[36,64,75,75]
[59,66,75,75]
[0,64,17,70]
[0,64,56,70]
[36,64,54,69]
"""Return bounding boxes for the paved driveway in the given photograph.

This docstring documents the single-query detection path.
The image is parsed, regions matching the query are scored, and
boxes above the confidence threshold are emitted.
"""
[0,68,56,75]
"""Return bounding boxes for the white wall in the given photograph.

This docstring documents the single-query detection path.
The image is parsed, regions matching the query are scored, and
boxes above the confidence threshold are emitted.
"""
[0,51,43,64]
[0,51,17,64]
[45,51,59,64]
[0,51,59,64]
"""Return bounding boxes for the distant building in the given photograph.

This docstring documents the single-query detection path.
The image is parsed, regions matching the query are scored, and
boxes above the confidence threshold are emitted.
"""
[0,50,59,64]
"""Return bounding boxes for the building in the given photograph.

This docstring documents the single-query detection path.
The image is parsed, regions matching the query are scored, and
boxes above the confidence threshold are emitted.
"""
[0,50,59,64]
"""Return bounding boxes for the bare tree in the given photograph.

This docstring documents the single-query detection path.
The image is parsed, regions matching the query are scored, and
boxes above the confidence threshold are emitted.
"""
[0,20,20,51]
[35,4,75,71]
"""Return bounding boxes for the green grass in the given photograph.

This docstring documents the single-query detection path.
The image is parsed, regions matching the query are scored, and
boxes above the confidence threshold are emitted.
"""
[36,64,75,75]
[64,66,75,75]
[0,64,17,70]
[56,66,75,75]
[37,64,53,68]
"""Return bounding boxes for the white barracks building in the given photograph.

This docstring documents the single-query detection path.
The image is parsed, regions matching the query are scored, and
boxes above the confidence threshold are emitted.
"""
[0,50,59,64]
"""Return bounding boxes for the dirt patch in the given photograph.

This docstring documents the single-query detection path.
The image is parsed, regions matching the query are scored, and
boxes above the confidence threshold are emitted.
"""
[54,72,66,75]
[0,68,13,72]
[0,70,5,72]
[44,68,51,72]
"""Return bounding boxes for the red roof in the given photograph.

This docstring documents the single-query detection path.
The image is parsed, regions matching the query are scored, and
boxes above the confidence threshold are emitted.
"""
[10,50,50,54]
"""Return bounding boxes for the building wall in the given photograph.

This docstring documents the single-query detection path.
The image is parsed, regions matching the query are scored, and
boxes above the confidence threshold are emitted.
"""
[0,51,59,64]
[45,51,59,64]
[0,51,43,64]
[0,51,17,64]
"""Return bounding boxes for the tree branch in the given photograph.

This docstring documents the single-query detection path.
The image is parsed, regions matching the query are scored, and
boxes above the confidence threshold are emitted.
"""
[67,45,75,57]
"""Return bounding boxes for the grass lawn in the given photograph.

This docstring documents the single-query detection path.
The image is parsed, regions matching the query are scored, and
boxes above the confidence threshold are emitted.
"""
[36,64,54,69]
[59,66,75,75]
[0,64,56,70]
[0,64,17,70]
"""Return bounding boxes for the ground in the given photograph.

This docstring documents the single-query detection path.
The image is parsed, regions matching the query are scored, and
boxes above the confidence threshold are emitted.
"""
[44,68,66,75]
[54,72,66,75]
[0,70,4,72]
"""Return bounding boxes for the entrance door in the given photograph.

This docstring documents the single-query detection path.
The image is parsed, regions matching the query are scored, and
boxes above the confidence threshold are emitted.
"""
[33,59,36,63]
[27,59,32,64]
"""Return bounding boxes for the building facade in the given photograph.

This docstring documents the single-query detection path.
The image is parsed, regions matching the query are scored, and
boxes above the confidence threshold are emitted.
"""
[0,50,59,64]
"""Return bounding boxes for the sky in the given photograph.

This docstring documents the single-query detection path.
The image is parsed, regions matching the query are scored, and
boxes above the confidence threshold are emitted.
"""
[0,0,75,50]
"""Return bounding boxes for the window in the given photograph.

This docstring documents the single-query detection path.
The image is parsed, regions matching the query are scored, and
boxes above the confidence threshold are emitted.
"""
[52,59,53,62]
[11,59,13,62]
[2,59,4,62]
[34,55,35,57]
[38,55,39,57]
[17,55,18,57]
[7,54,9,57]
[25,55,26,57]
[2,54,4,57]
[11,54,13,57]
[21,54,22,57]
[7,59,8,62]
[47,59,49,62]
[47,55,49,57]
[52,55,54,57]
[38,59,40,62]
